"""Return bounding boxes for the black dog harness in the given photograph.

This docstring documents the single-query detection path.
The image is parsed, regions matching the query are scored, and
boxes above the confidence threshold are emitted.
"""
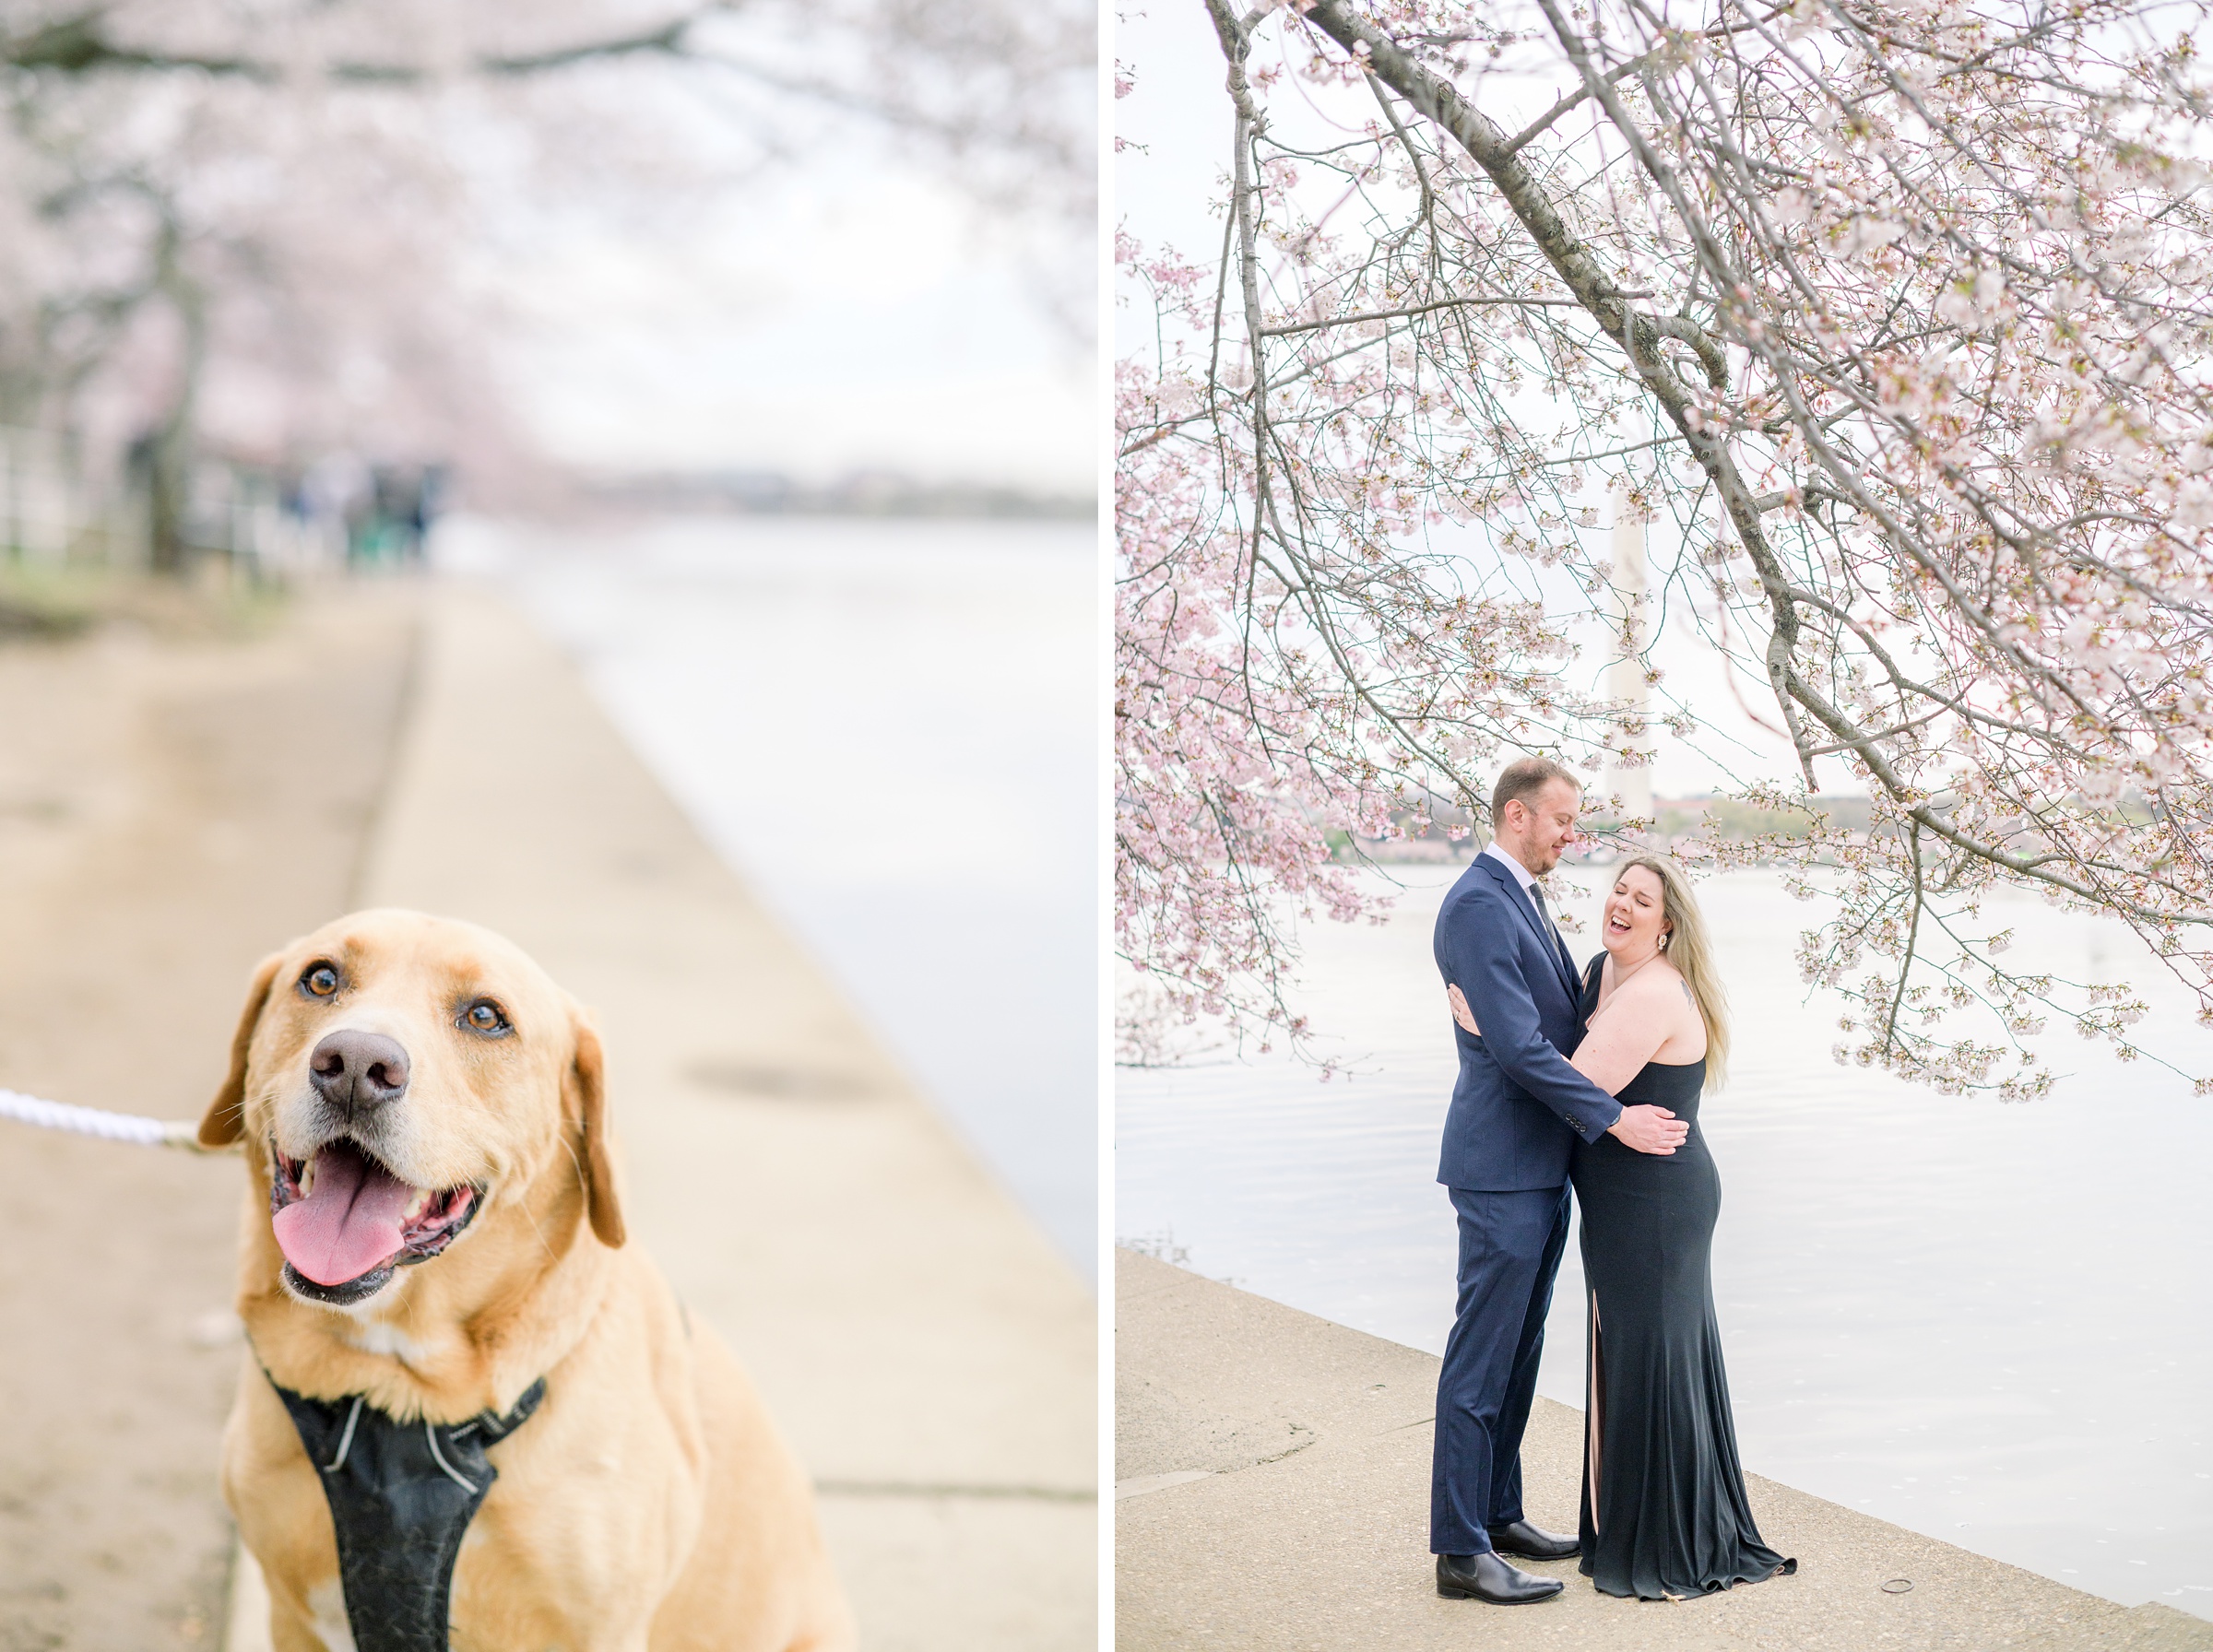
[268,1373,547,1652]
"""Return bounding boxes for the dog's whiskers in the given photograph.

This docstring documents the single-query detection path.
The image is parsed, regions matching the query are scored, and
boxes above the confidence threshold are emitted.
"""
[515,1183,562,1266]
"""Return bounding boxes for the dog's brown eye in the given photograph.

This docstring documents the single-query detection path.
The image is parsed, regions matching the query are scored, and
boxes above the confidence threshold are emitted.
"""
[461,999,511,1037]
[300,964,340,998]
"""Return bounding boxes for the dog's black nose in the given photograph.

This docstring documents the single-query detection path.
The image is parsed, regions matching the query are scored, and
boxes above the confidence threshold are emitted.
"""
[309,1030,411,1115]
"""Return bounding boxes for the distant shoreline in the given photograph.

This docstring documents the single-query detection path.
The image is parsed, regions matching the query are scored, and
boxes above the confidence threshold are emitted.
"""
[575,470,1095,520]
[1333,792,1879,866]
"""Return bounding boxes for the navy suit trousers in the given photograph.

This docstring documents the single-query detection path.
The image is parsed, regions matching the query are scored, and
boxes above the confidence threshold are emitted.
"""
[1429,1184,1572,1554]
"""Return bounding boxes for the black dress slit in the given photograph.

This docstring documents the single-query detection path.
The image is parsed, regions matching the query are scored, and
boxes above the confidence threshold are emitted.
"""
[1584,1292,1604,1535]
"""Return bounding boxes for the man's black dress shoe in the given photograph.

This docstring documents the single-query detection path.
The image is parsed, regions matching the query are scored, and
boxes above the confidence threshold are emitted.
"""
[1485,1519,1580,1561]
[1436,1551,1565,1605]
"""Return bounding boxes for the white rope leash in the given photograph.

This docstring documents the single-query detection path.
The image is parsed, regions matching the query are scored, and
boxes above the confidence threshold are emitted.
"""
[0,1087,226,1152]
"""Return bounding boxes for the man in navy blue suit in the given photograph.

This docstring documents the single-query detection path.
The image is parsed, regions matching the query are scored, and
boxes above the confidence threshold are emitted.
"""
[1428,757,1688,1606]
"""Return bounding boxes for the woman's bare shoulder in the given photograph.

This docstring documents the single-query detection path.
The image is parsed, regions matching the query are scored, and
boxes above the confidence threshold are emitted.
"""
[1590,959,1679,1037]
[1620,957,1687,997]
[1623,958,1699,1017]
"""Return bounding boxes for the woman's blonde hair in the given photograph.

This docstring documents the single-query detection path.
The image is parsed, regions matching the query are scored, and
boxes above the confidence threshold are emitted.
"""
[1622,855,1730,1092]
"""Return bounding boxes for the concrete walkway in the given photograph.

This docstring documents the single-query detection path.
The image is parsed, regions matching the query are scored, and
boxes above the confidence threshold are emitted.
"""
[1117,1249,2210,1652]
[238,585,1098,1649]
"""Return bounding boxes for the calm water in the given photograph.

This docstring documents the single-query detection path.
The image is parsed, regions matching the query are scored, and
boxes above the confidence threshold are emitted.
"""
[437,513,1097,1277]
[1118,865,2213,1617]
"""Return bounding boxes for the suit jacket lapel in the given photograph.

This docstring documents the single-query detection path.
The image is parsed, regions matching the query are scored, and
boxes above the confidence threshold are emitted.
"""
[1481,857,1580,999]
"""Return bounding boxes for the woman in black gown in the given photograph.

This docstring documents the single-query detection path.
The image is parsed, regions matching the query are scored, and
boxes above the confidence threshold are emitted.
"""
[1457,853,1794,1599]
[1564,855,1792,1599]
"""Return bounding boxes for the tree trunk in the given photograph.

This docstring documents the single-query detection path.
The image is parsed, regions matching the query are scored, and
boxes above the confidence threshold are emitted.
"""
[145,277,205,577]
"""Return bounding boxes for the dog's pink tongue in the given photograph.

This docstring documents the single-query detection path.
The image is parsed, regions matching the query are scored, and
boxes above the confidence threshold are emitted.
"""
[272,1145,415,1286]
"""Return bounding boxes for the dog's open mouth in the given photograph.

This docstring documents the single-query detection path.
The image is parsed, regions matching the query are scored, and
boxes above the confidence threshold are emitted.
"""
[269,1139,482,1305]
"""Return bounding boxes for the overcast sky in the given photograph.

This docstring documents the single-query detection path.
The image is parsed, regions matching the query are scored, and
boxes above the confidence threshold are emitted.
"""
[495,137,1094,495]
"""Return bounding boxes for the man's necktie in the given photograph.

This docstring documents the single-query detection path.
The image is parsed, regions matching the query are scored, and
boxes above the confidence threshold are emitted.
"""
[1528,881,1575,981]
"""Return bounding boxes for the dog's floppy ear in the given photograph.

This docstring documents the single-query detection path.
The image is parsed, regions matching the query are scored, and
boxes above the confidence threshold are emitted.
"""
[199,951,284,1149]
[567,1012,626,1248]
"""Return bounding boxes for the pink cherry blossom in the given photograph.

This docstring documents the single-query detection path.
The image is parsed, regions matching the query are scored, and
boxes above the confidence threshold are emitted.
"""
[1121,0,2213,1096]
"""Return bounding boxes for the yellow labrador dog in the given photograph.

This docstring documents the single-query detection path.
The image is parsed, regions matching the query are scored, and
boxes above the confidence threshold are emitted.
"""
[198,908,853,1652]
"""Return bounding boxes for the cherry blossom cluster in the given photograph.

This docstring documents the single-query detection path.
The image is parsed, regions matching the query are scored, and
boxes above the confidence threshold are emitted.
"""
[1121,0,2213,1091]
[0,0,1090,490]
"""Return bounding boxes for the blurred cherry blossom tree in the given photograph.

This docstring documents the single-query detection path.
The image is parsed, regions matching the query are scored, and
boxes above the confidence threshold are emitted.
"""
[0,0,1093,564]
[1118,0,2213,1094]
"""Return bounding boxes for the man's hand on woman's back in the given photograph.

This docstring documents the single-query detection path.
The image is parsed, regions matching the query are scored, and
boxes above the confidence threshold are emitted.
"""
[1450,982,1683,1153]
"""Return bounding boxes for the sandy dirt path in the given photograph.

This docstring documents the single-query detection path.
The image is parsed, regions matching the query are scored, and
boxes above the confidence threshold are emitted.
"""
[0,588,417,1652]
